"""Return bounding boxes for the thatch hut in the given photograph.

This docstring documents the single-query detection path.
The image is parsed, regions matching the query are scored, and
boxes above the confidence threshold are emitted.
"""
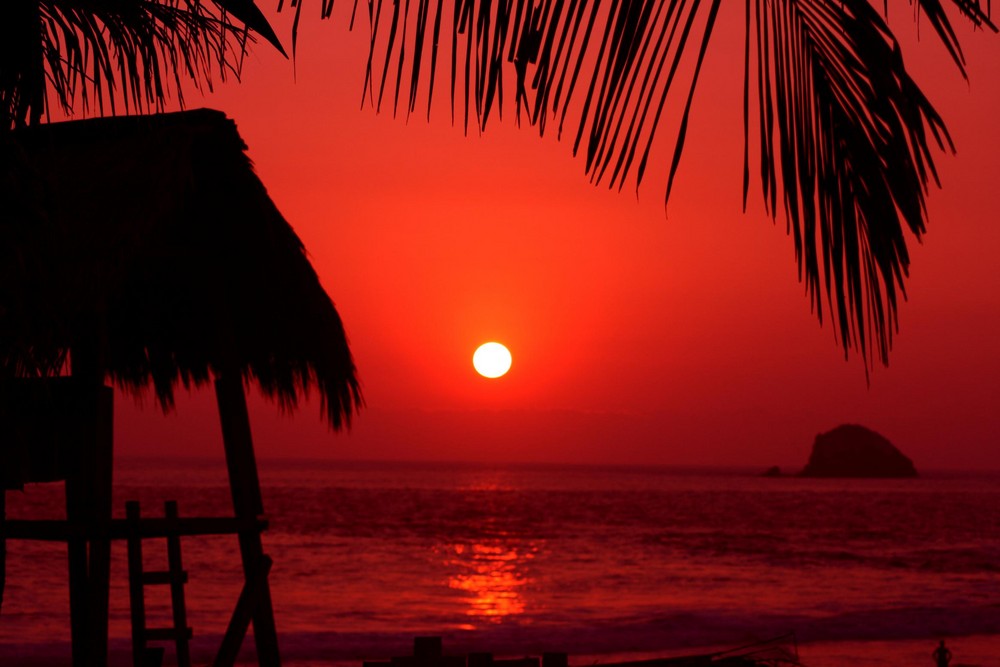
[0,109,362,666]
[0,108,361,423]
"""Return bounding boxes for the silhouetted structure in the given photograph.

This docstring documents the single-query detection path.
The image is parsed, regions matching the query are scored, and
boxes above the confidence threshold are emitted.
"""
[363,636,802,667]
[0,109,362,667]
[4,0,996,374]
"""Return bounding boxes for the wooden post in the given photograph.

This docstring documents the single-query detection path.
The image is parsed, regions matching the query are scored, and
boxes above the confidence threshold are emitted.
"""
[64,327,114,667]
[213,555,273,667]
[414,637,443,662]
[64,379,114,667]
[164,501,192,667]
[65,518,89,666]
[1,489,6,614]
[89,384,114,666]
[126,501,147,667]
[64,382,90,667]
[214,372,280,666]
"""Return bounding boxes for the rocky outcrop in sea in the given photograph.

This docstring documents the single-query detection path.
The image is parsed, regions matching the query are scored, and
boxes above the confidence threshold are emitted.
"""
[800,424,917,478]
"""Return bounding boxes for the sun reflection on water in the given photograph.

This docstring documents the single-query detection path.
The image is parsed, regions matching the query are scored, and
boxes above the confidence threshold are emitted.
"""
[444,540,537,623]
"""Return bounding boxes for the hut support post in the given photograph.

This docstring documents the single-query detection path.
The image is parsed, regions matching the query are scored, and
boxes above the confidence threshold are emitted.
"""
[64,383,114,667]
[66,537,89,666]
[1,489,6,614]
[215,373,280,667]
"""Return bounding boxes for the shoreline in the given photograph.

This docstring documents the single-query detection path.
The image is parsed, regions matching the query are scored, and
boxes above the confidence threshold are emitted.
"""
[2,633,997,666]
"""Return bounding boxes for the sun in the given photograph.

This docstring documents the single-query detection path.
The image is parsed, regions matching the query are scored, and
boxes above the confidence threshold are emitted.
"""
[473,342,512,378]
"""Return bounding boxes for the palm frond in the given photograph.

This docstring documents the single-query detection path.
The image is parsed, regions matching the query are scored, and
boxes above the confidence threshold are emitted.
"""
[2,0,995,370]
[750,0,957,368]
[0,0,285,129]
[309,0,993,368]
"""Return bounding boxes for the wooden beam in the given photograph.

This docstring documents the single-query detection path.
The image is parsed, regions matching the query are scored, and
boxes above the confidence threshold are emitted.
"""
[5,516,268,541]
[1,490,6,614]
[126,502,148,667]
[63,381,113,667]
[215,373,263,517]
[164,501,192,667]
[215,372,281,667]
[213,555,273,667]
[88,385,114,667]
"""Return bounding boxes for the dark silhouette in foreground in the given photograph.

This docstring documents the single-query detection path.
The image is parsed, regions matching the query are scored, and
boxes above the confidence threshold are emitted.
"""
[3,1,998,373]
[0,492,4,612]
[933,640,952,667]
[0,109,362,666]
[367,635,804,667]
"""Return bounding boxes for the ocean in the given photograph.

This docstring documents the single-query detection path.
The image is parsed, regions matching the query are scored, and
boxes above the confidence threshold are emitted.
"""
[1,460,998,666]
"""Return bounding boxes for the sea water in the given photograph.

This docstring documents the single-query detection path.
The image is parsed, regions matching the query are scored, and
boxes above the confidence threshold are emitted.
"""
[1,460,998,665]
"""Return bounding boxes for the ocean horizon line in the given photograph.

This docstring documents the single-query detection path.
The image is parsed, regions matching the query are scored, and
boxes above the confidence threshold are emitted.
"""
[112,456,1000,477]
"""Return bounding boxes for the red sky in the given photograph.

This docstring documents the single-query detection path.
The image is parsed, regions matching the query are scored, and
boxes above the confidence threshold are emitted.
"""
[115,4,1000,470]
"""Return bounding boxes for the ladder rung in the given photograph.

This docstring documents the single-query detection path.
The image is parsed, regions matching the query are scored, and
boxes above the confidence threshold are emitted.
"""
[145,627,193,642]
[142,570,188,585]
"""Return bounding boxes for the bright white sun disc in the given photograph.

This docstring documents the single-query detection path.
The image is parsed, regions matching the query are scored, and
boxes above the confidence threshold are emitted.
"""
[473,342,512,378]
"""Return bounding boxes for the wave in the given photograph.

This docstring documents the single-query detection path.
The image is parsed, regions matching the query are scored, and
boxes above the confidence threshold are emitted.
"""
[4,606,999,666]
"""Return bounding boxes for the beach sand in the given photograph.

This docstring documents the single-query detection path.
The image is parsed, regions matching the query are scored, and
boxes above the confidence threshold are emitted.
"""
[568,635,998,667]
[2,633,998,665]
[796,635,998,667]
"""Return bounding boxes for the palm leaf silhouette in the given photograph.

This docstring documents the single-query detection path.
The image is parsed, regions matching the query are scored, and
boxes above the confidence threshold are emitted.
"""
[340,0,994,368]
[0,0,284,128]
[0,0,995,368]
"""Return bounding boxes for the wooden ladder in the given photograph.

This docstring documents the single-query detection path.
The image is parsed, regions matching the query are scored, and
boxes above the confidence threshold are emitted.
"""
[126,500,193,667]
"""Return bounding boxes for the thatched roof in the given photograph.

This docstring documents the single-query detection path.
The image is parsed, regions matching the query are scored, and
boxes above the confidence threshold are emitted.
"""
[0,109,362,428]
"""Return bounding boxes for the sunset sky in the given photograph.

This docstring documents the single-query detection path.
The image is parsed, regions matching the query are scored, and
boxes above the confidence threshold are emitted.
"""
[114,4,1000,470]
